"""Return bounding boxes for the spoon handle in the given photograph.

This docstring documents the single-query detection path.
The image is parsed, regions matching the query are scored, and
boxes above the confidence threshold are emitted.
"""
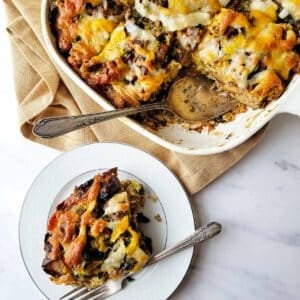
[147,222,222,266]
[33,102,167,138]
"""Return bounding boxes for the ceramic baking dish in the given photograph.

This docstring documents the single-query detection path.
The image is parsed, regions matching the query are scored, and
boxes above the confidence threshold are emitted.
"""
[41,0,300,155]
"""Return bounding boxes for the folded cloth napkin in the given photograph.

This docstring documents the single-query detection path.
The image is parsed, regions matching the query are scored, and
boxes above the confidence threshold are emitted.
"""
[4,0,266,194]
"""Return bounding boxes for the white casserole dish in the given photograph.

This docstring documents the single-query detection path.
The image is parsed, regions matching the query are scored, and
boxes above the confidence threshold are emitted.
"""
[41,0,300,156]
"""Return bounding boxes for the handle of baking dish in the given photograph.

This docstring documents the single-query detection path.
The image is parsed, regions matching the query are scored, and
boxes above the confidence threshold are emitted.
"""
[277,76,300,117]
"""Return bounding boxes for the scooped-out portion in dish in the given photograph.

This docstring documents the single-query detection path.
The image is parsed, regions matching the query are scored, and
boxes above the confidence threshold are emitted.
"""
[49,0,300,131]
[42,168,152,288]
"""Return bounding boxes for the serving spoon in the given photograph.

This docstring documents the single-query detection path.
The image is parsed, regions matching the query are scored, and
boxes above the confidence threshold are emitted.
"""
[33,76,238,138]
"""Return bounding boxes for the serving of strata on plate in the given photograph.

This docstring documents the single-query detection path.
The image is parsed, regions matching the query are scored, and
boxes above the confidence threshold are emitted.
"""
[49,0,300,131]
[43,168,153,288]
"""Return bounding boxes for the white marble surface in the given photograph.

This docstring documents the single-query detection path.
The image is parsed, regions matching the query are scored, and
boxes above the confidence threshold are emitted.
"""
[1,5,300,300]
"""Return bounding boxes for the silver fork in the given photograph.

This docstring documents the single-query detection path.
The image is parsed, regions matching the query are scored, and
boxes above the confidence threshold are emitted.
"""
[59,222,221,300]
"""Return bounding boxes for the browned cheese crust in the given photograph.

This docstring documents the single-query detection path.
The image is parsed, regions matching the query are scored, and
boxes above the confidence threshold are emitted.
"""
[49,0,300,114]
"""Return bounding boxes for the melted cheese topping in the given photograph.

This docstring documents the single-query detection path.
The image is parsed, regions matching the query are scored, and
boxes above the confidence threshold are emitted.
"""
[194,8,298,91]
[104,192,129,215]
[101,240,126,275]
[43,170,151,288]
[134,0,228,31]
[125,20,158,51]
[54,0,300,111]
[94,25,127,62]
[113,60,181,102]
[131,247,149,272]
[78,17,117,53]
[110,215,129,242]
[89,19,181,103]
[250,0,278,19]
[277,0,300,20]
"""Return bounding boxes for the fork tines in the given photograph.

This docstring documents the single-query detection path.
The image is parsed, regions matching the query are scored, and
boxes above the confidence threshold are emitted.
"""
[59,285,108,300]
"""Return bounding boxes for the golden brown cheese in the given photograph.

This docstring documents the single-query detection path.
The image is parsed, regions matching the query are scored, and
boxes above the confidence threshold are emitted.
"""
[134,0,231,31]
[77,17,117,53]
[193,8,299,108]
[50,0,300,119]
[80,21,181,106]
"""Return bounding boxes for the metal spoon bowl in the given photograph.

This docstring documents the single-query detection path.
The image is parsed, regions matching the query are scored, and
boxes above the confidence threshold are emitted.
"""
[33,76,238,138]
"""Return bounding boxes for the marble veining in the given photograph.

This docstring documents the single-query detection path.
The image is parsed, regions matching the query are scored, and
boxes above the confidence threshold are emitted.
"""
[275,160,300,172]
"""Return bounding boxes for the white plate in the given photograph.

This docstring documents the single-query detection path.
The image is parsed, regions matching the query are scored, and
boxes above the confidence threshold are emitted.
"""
[19,143,195,299]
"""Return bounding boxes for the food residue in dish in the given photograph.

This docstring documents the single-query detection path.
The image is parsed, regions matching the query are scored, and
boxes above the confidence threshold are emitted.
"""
[154,214,162,223]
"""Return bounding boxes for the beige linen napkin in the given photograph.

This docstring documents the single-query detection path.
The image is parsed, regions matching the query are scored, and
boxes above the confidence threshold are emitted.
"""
[4,0,266,194]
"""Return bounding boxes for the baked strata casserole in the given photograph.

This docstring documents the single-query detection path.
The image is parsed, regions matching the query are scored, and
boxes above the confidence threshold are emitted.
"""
[42,168,152,288]
[49,0,300,122]
[193,3,300,108]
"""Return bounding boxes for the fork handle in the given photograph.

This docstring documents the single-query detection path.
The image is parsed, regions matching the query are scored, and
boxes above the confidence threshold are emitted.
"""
[147,222,221,265]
